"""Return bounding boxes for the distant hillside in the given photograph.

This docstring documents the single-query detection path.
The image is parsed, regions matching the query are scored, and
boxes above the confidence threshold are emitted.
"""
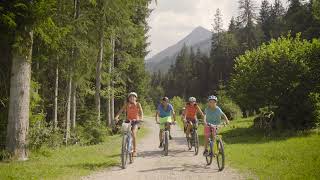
[146,26,212,73]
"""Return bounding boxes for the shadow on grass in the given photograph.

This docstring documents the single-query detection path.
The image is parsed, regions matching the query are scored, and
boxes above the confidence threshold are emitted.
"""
[198,126,317,145]
[67,154,120,170]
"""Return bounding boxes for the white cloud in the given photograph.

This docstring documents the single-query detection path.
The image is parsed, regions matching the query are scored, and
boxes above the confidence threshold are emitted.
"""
[147,0,287,58]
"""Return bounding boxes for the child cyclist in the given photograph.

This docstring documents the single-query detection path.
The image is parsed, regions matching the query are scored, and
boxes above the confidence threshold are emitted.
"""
[184,97,204,140]
[115,92,144,157]
[155,97,176,148]
[203,95,229,156]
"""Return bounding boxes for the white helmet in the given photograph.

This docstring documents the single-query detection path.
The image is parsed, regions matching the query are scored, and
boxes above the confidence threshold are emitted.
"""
[128,92,138,98]
[208,95,218,101]
[188,97,196,102]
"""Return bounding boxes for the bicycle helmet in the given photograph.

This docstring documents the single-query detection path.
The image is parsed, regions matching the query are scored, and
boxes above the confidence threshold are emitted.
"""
[208,95,218,101]
[188,97,196,102]
[128,92,138,98]
[162,97,169,101]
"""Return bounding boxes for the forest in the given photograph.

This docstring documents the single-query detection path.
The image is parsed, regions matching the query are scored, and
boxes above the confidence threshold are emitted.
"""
[151,0,320,130]
[0,0,152,160]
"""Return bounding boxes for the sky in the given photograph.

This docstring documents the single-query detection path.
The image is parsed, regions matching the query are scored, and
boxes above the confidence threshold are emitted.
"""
[146,0,287,59]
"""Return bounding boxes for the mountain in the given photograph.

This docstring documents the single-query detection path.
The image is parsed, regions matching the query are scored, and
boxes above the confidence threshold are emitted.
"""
[146,26,212,73]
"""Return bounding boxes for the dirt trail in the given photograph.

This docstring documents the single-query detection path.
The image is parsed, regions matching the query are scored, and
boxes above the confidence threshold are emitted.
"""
[82,117,244,180]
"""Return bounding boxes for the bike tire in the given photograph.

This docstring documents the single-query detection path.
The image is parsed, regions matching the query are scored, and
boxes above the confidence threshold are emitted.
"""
[164,131,169,156]
[216,138,225,171]
[206,140,213,165]
[194,131,199,155]
[187,136,192,150]
[121,134,129,169]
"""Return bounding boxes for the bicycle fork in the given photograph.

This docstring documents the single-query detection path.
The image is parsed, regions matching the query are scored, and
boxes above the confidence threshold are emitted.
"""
[126,133,133,153]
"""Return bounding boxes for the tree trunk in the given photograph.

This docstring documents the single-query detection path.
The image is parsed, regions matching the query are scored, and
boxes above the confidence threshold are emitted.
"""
[71,81,76,129]
[65,71,72,145]
[6,30,33,160]
[110,37,115,125]
[53,63,59,129]
[95,28,104,121]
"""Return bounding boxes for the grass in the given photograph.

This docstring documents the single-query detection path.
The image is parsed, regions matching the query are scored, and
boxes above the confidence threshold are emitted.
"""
[0,125,148,180]
[190,117,320,179]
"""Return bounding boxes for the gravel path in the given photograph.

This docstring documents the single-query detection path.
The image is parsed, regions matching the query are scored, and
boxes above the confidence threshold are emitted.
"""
[82,117,244,180]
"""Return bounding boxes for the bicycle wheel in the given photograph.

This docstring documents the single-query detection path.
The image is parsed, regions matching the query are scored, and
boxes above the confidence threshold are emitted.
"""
[206,140,213,165]
[193,131,199,155]
[187,136,192,150]
[164,131,169,156]
[129,136,133,164]
[216,138,225,171]
[121,134,129,169]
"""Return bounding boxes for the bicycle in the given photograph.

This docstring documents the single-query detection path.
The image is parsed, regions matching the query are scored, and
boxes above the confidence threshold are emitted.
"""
[120,120,142,169]
[158,121,174,156]
[205,123,225,171]
[186,121,199,155]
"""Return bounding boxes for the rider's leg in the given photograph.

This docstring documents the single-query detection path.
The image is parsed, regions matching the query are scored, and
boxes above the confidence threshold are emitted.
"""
[159,129,163,143]
[132,125,138,155]
[186,121,192,138]
[169,123,172,139]
[204,126,210,150]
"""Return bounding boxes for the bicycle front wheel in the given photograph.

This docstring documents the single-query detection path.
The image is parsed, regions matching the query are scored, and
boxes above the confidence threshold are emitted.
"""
[216,138,225,171]
[193,131,199,155]
[121,134,129,169]
[206,140,213,165]
[164,131,169,156]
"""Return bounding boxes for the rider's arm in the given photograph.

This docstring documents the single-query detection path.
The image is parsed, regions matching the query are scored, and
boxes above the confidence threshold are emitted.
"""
[222,113,230,124]
[138,103,144,120]
[155,111,160,123]
[172,109,176,122]
[183,108,187,122]
[196,105,205,119]
[203,114,208,126]
[115,103,126,121]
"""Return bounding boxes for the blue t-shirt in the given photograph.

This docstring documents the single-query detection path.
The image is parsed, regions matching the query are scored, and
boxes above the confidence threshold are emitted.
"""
[157,104,173,118]
[205,106,224,125]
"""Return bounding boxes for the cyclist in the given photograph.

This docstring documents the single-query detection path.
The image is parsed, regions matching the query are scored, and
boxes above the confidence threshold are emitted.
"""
[155,97,176,148]
[115,92,144,157]
[203,95,229,156]
[183,97,204,140]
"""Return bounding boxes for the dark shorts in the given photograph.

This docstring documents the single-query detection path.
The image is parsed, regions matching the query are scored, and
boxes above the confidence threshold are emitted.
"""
[125,120,140,130]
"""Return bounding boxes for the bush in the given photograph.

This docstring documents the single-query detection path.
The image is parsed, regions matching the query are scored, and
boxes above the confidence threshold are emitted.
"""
[28,122,64,150]
[217,87,242,120]
[230,35,320,129]
[139,99,154,116]
[170,96,185,114]
[75,120,109,146]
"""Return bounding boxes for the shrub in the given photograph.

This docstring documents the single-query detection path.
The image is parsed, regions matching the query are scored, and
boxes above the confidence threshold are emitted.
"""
[230,35,320,129]
[170,96,185,114]
[28,122,63,150]
[75,120,109,146]
[217,87,242,120]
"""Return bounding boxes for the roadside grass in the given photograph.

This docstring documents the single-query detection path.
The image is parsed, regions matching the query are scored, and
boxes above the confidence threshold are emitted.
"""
[194,117,320,179]
[0,125,148,180]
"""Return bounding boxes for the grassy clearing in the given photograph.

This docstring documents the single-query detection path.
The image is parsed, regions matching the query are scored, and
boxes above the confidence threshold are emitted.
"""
[0,125,148,180]
[190,117,320,179]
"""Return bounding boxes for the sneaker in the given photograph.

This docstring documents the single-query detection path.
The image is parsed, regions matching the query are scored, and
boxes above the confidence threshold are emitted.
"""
[169,135,173,140]
[132,151,137,157]
[203,149,208,156]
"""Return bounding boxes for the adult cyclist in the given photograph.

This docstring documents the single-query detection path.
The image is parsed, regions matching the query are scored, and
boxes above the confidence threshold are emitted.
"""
[183,97,204,140]
[115,92,144,157]
[155,97,176,148]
